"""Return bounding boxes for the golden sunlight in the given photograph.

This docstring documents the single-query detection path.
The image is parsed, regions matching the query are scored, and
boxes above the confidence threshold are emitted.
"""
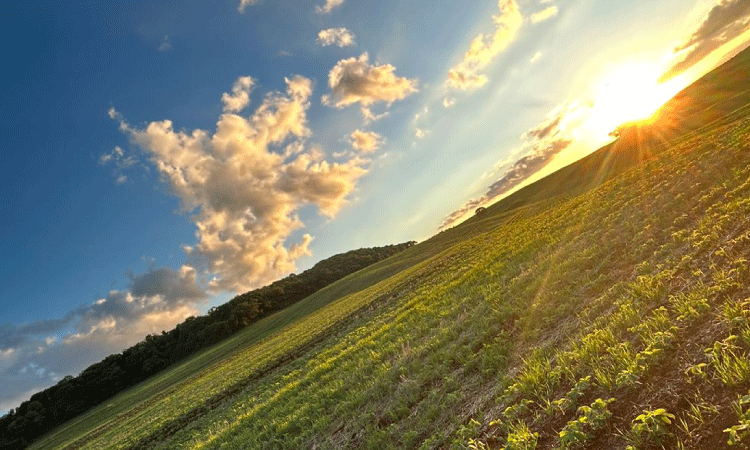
[584,62,684,140]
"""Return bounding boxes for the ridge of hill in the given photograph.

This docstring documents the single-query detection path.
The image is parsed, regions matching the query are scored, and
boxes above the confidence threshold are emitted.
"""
[20,44,750,450]
[452,44,750,230]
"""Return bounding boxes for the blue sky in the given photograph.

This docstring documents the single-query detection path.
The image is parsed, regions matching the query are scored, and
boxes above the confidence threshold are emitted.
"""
[2,0,749,413]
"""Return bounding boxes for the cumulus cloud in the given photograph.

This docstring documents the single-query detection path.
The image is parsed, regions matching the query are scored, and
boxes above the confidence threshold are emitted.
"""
[349,129,382,153]
[129,265,206,303]
[317,27,356,47]
[438,105,584,229]
[661,0,750,82]
[113,75,369,293]
[221,76,255,113]
[0,266,208,412]
[530,5,559,23]
[316,0,344,14]
[322,53,418,116]
[0,266,206,353]
[238,0,261,13]
[447,0,523,90]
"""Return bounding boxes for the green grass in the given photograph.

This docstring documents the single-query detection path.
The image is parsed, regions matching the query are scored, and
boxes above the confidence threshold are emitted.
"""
[30,46,750,450]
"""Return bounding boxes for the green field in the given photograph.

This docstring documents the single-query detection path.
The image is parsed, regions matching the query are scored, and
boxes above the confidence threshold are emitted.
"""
[30,48,750,450]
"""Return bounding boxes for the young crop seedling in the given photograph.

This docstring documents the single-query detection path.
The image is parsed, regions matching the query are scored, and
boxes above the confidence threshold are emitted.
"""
[725,392,750,447]
[499,420,539,450]
[625,408,676,449]
[558,398,614,449]
[552,376,592,413]
[705,336,750,386]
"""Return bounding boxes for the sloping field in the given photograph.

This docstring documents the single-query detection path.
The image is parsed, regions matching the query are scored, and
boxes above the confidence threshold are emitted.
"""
[34,108,750,449]
[147,114,750,450]
[28,199,528,450]
[30,47,750,450]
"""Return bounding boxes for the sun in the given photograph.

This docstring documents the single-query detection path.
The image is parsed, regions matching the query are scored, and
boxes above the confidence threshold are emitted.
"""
[583,62,683,141]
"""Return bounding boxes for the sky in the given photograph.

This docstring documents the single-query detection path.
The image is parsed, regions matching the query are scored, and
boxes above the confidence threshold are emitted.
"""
[2,0,750,414]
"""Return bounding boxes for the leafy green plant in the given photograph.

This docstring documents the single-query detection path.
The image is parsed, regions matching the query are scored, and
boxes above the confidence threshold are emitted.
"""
[552,376,592,413]
[502,399,535,423]
[500,421,538,450]
[725,392,750,447]
[625,408,676,449]
[669,284,711,322]
[723,300,750,347]
[468,438,490,450]
[705,336,750,385]
[558,398,614,449]
[453,418,483,450]
[685,362,709,382]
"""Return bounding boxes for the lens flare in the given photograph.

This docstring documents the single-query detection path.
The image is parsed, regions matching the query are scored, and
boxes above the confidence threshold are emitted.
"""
[584,62,684,140]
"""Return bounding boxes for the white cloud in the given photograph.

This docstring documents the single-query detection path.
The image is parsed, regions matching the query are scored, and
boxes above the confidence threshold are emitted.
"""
[322,53,418,114]
[317,28,356,47]
[0,266,209,412]
[530,5,559,24]
[238,0,262,13]
[221,76,255,113]
[438,103,588,230]
[447,0,523,90]
[112,75,369,292]
[0,266,207,354]
[660,0,750,82]
[349,129,382,153]
[315,0,344,14]
[530,51,543,63]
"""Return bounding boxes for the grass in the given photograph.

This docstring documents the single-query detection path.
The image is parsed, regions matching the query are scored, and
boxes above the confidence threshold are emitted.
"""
[29,46,750,450]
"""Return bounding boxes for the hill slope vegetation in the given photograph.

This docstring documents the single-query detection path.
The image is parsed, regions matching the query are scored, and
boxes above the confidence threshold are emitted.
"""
[16,45,750,450]
[0,243,414,449]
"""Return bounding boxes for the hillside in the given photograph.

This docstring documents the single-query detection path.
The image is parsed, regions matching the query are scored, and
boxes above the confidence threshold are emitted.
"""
[0,242,414,450]
[19,46,750,450]
[454,44,750,228]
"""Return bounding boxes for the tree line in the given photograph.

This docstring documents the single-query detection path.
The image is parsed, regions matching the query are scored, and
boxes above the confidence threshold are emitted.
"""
[0,241,415,450]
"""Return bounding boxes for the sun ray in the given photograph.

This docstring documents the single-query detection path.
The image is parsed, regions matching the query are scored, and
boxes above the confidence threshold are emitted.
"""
[583,62,686,141]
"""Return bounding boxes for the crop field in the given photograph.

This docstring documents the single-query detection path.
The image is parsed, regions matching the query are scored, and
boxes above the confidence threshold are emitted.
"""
[30,104,750,449]
[28,47,750,450]
[27,184,534,450]
[154,114,750,450]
